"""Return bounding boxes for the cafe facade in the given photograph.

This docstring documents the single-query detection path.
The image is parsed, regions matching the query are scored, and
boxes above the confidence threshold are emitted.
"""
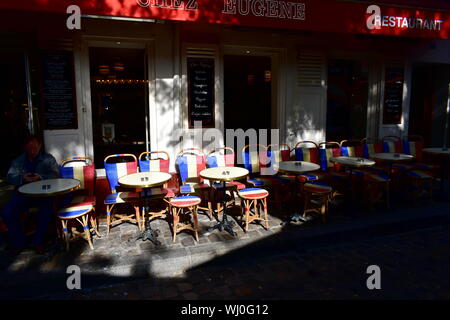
[0,0,449,172]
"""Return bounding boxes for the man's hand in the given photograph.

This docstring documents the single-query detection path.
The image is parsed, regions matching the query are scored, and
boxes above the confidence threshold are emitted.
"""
[23,173,41,183]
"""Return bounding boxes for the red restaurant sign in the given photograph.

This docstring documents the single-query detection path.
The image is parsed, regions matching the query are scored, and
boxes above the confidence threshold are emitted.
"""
[1,0,449,39]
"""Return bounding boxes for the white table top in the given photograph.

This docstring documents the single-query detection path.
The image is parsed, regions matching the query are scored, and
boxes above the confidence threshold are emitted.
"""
[423,147,450,155]
[277,161,321,173]
[200,166,249,181]
[18,178,80,197]
[118,172,172,189]
[330,156,375,168]
[372,153,414,161]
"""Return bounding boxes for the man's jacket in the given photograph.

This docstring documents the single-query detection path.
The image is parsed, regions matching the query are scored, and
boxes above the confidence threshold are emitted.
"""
[7,152,60,186]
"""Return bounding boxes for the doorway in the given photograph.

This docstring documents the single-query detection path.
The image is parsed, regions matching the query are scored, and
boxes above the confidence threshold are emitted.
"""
[224,55,272,143]
[409,63,450,147]
[88,45,148,168]
[326,59,368,142]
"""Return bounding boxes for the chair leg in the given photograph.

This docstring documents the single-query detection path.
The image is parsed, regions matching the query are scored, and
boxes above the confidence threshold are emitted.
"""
[106,205,111,235]
[263,198,269,229]
[135,206,143,231]
[90,209,101,237]
[61,219,70,251]
[244,200,250,232]
[193,206,199,242]
[172,207,179,243]
[81,215,94,250]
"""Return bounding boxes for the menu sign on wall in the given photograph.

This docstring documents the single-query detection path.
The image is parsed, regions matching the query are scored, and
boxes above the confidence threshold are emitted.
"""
[42,51,77,130]
[383,66,404,125]
[187,57,215,128]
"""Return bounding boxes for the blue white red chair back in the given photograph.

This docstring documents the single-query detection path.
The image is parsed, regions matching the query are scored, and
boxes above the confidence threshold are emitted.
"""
[340,140,364,158]
[294,141,320,164]
[175,148,206,184]
[382,136,402,153]
[242,144,269,175]
[267,144,291,173]
[361,137,383,159]
[206,147,235,168]
[402,135,424,161]
[60,157,95,195]
[104,154,138,193]
[139,151,170,173]
[318,142,341,171]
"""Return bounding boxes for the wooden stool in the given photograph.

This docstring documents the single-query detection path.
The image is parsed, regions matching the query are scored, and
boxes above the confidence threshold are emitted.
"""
[57,202,99,250]
[302,182,332,223]
[238,188,269,232]
[170,196,201,242]
[405,170,433,202]
[363,173,391,209]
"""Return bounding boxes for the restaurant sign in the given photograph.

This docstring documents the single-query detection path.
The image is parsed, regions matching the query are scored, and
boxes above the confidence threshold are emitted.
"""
[0,0,449,39]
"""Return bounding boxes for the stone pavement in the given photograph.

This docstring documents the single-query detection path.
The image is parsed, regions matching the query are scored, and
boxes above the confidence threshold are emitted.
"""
[0,191,450,299]
[53,224,450,300]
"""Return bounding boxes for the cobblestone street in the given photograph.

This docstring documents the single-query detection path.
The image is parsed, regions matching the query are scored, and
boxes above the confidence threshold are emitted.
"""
[50,224,450,300]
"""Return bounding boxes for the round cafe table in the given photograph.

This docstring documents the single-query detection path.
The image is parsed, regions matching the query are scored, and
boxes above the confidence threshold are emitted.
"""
[330,156,376,210]
[423,147,450,197]
[200,166,249,236]
[18,178,81,254]
[18,178,80,197]
[118,171,172,245]
[276,161,320,224]
[371,153,414,176]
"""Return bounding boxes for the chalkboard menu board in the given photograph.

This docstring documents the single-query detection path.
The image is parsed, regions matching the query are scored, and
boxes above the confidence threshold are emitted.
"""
[383,66,404,125]
[187,58,215,128]
[42,51,77,130]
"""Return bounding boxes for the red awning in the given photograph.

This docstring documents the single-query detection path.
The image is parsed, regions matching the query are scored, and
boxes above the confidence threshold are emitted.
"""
[1,0,449,39]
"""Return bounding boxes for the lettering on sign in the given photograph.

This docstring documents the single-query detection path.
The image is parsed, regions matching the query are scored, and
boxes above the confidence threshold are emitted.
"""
[187,58,215,128]
[383,65,404,125]
[223,0,305,20]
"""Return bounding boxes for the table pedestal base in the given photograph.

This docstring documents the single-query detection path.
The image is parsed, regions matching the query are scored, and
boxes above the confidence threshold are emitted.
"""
[208,214,237,236]
[128,220,161,246]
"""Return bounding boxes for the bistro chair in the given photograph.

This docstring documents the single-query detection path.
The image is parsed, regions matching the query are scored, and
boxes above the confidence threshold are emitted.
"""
[382,135,403,154]
[169,195,201,243]
[293,141,324,183]
[362,172,391,210]
[206,147,245,219]
[404,169,434,203]
[237,188,269,232]
[242,144,273,187]
[402,135,440,175]
[361,137,383,159]
[175,148,213,219]
[340,140,364,158]
[266,144,295,206]
[104,154,141,234]
[57,157,99,250]
[138,150,175,229]
[139,151,170,173]
[302,182,333,223]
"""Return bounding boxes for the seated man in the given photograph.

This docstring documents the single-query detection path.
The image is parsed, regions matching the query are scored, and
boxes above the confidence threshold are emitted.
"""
[1,135,59,254]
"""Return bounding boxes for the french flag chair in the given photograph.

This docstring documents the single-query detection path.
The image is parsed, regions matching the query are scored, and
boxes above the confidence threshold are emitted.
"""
[294,141,323,182]
[361,137,383,159]
[104,154,141,234]
[402,135,439,174]
[139,151,170,173]
[206,147,245,190]
[382,136,403,153]
[58,157,99,250]
[340,140,364,158]
[175,148,212,219]
[267,144,294,184]
[242,144,272,187]
[318,142,342,172]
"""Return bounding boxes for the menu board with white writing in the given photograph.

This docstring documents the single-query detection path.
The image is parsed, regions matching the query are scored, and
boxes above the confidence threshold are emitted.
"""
[187,58,215,128]
[42,51,77,129]
[383,66,404,125]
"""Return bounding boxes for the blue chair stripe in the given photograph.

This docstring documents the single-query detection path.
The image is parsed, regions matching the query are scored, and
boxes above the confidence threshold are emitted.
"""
[104,162,119,191]
[403,141,411,155]
[60,166,75,179]
[207,155,219,168]
[294,148,304,161]
[341,147,349,157]
[139,160,150,172]
[318,149,328,171]
[243,152,252,173]
[58,209,89,218]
